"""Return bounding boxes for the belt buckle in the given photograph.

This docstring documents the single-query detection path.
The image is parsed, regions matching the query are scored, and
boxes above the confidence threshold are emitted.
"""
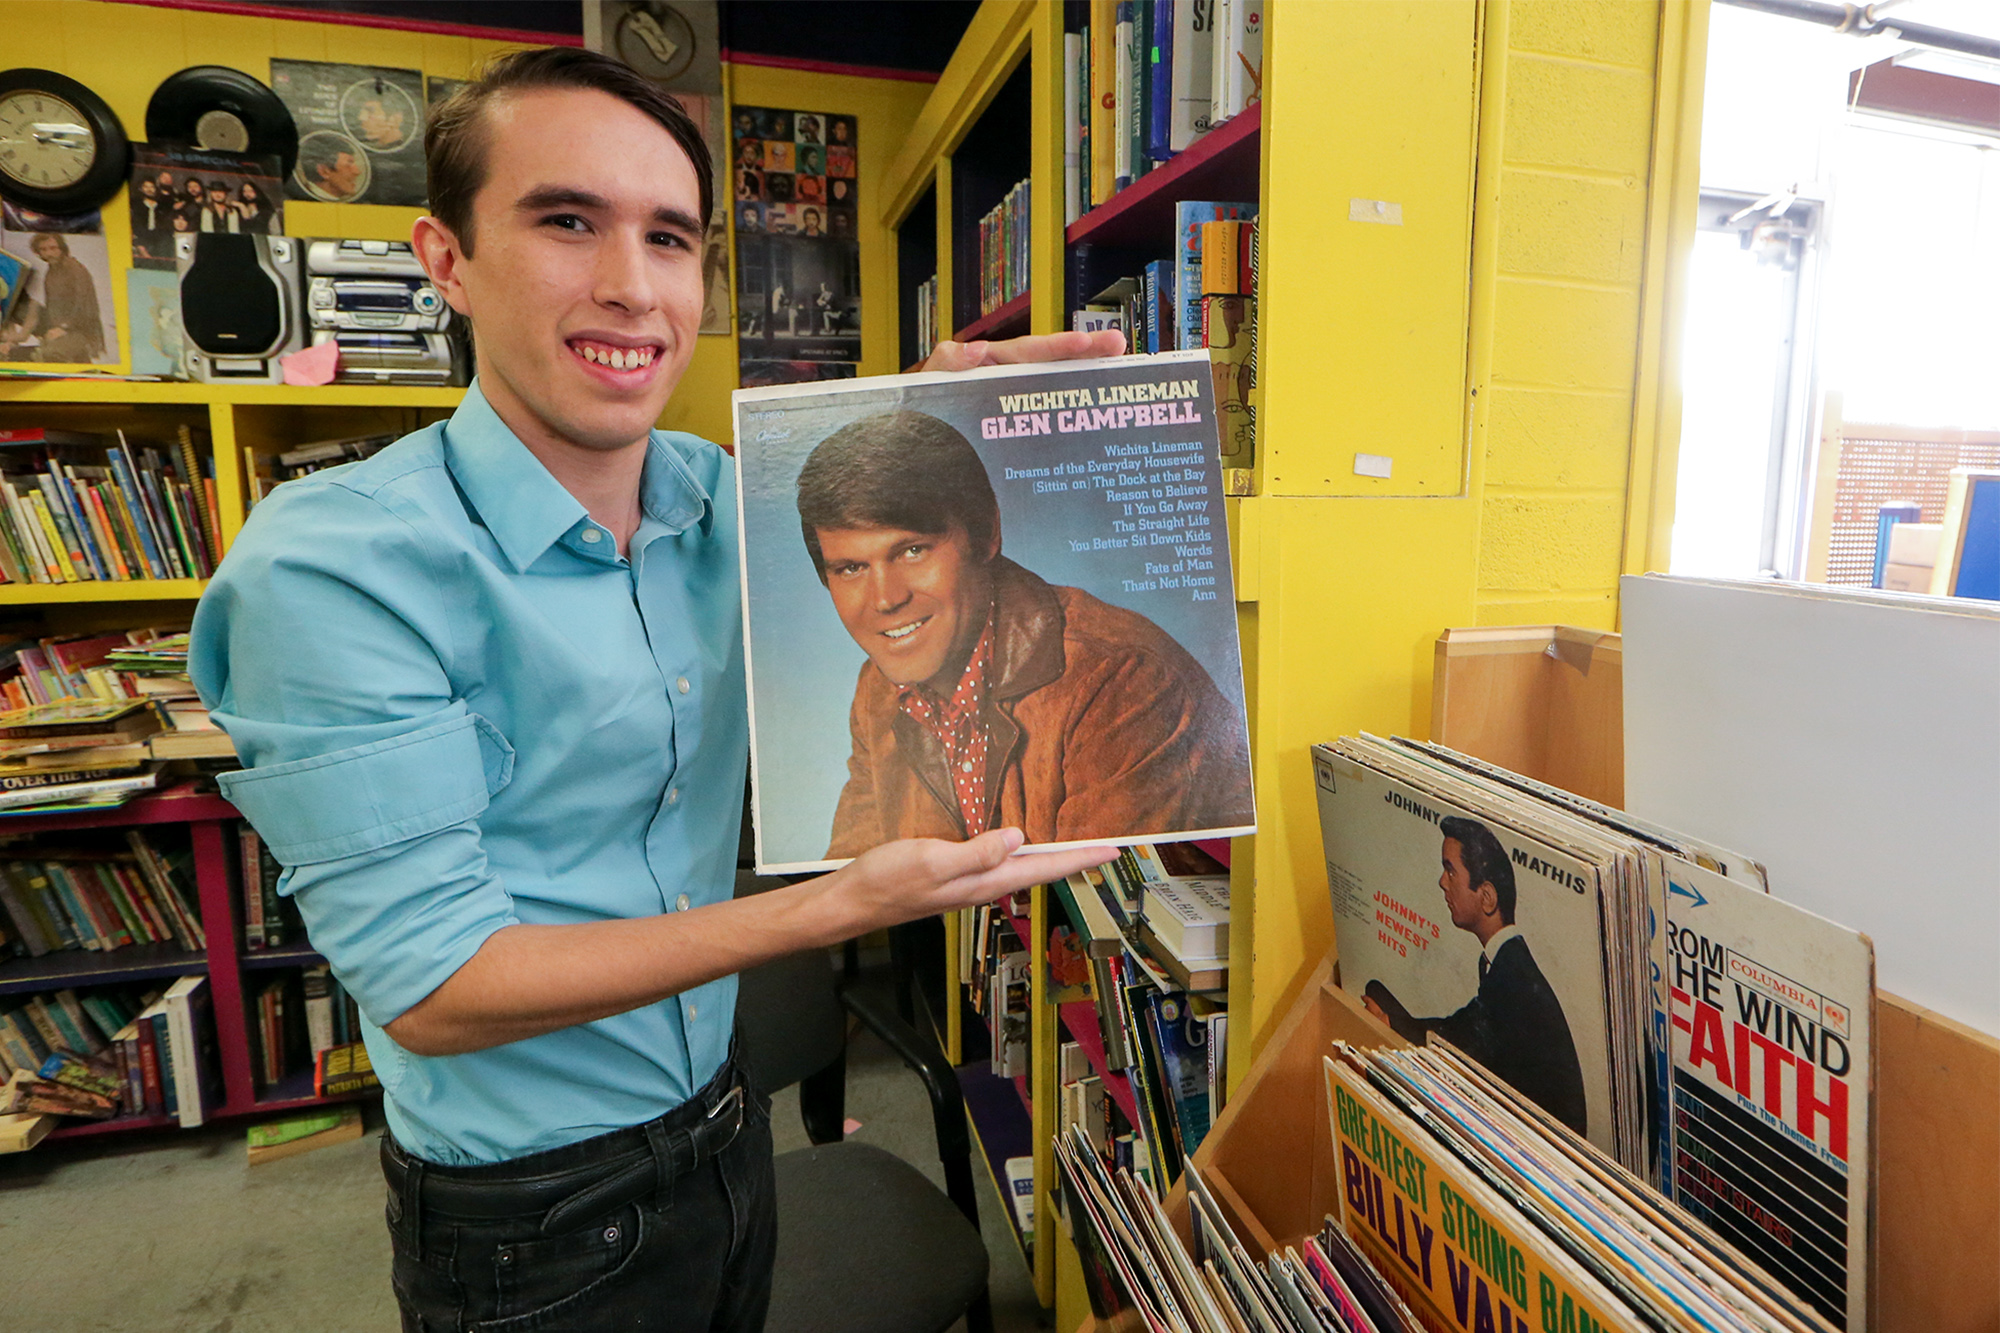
[707,1083,744,1134]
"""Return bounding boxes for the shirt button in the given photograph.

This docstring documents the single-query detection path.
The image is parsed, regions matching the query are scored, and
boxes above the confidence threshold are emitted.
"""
[667,787,680,805]
[676,893,691,911]
[580,527,602,544]
[962,760,975,773]
[687,1004,699,1021]
[676,676,690,694]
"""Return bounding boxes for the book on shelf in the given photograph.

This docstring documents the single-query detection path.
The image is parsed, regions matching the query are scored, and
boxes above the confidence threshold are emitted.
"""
[1064,30,1086,225]
[314,1040,380,1098]
[1209,0,1263,129]
[1315,735,1876,1332]
[1004,1154,1037,1246]
[162,974,219,1127]
[246,1102,364,1166]
[0,698,164,752]
[977,178,1032,318]
[1089,0,1116,206]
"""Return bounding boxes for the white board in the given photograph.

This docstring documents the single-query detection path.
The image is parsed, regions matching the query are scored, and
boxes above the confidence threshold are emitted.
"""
[1622,574,2000,1036]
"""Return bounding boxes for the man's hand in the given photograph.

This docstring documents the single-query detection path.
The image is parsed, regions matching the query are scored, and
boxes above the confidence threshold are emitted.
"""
[826,827,1116,937]
[921,328,1126,373]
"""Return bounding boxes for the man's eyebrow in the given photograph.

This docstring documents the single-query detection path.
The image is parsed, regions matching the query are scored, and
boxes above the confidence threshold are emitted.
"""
[515,187,704,239]
[516,185,609,214]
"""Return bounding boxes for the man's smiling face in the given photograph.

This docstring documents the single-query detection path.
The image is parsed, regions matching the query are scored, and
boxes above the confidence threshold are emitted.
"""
[417,85,706,454]
[816,523,995,691]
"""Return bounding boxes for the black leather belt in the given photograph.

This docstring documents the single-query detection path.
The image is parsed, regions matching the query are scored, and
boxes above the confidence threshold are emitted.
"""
[383,1069,747,1236]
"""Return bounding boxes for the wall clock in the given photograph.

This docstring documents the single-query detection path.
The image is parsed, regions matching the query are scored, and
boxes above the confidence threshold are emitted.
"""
[0,69,133,216]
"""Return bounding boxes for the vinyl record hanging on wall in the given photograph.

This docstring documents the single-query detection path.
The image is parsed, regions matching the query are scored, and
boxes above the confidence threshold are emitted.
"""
[146,66,298,179]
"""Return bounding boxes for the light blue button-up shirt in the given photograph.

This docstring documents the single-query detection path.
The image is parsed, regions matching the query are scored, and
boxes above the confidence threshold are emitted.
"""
[190,382,747,1165]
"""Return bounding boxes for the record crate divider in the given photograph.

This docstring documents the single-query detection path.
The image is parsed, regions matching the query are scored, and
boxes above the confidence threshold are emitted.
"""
[0,785,367,1139]
[1065,954,2000,1333]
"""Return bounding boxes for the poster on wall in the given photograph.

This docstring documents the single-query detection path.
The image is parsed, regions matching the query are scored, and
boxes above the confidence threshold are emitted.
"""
[270,60,428,206]
[0,204,116,368]
[733,350,1255,873]
[732,105,860,387]
[129,146,285,271]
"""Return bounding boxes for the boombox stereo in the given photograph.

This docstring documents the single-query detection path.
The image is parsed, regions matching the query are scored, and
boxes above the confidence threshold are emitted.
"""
[176,233,305,384]
[303,239,465,386]
[304,239,451,333]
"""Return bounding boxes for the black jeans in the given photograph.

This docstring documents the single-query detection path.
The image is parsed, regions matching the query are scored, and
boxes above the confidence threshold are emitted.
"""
[382,1058,776,1332]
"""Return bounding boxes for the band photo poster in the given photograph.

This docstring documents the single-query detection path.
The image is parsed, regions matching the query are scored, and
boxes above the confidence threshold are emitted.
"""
[735,350,1255,874]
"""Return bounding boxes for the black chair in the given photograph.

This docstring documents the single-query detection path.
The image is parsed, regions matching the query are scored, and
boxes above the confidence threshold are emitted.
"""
[735,940,996,1333]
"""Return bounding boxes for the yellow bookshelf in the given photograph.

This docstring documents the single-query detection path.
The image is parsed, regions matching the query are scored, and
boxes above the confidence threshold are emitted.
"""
[0,380,465,601]
[884,0,1711,1320]
[0,579,208,605]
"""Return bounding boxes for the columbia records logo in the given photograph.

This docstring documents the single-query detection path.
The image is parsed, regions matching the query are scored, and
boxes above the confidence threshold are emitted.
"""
[1314,757,1337,792]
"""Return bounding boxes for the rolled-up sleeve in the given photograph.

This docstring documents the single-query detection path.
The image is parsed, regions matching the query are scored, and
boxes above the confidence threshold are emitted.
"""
[191,479,518,1026]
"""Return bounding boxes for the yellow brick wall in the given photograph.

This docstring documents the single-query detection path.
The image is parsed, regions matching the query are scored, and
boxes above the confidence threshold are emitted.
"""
[1476,0,1664,630]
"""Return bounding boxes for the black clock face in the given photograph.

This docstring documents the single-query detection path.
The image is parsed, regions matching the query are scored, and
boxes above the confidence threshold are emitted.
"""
[0,69,131,216]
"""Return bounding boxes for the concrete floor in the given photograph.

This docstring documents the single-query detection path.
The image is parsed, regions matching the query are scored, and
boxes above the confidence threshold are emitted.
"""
[0,1022,1042,1333]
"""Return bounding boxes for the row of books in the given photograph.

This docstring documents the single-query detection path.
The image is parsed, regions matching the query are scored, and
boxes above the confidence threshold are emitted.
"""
[978,177,1033,319]
[242,431,394,507]
[1063,0,1264,224]
[1073,201,1258,471]
[238,825,301,950]
[0,831,205,957]
[0,427,222,584]
[0,976,218,1128]
[250,963,361,1092]
[1316,736,1874,1331]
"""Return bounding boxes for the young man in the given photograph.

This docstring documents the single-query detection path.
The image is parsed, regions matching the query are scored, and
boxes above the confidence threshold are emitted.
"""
[191,48,1120,1333]
[797,410,1254,859]
[1362,816,1588,1135]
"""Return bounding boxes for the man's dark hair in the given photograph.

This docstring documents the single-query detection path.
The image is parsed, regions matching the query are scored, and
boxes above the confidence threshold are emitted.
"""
[425,47,714,256]
[796,411,999,584]
[1442,815,1516,924]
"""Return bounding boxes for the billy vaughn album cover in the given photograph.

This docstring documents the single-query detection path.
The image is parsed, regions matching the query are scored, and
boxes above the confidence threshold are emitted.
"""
[734,350,1256,874]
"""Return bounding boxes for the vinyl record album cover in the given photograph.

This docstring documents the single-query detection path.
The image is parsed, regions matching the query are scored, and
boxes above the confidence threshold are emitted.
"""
[735,350,1254,873]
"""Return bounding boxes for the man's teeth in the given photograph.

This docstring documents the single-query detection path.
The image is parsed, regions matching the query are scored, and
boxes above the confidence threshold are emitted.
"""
[578,345,655,370]
[883,619,926,640]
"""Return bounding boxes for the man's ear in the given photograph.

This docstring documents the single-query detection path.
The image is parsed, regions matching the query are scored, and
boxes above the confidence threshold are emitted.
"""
[411,215,473,319]
[1477,882,1500,919]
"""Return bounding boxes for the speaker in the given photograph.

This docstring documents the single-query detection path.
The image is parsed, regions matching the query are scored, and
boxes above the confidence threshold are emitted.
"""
[176,232,303,383]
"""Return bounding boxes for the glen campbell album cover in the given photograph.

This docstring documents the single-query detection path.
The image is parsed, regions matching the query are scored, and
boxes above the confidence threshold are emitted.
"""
[734,350,1255,873]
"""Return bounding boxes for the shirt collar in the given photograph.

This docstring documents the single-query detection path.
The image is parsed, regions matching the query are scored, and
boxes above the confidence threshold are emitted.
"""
[442,379,715,573]
[1483,923,1523,965]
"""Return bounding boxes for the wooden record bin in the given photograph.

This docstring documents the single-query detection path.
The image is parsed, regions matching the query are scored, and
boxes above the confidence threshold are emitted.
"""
[1071,956,2000,1333]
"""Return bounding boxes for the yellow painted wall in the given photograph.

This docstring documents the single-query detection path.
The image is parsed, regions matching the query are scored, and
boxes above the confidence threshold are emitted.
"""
[1235,0,1704,1066]
[8,3,928,450]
